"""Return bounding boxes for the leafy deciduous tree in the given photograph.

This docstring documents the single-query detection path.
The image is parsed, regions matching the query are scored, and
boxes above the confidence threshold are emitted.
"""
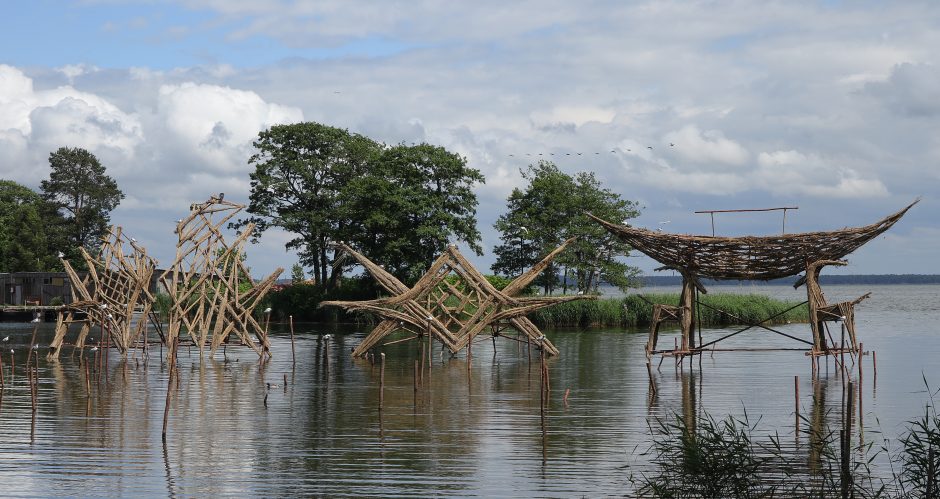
[237,122,485,287]
[0,180,64,271]
[234,122,381,286]
[492,161,641,294]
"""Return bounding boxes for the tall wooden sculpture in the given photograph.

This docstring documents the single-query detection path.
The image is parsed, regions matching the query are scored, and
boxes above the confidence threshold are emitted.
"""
[322,238,592,358]
[161,194,283,358]
[48,226,158,360]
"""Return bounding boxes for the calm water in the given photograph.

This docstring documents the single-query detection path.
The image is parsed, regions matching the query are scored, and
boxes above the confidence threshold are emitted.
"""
[0,284,938,497]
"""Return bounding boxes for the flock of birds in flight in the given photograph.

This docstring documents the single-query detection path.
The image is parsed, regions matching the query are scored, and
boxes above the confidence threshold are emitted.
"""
[507,143,676,158]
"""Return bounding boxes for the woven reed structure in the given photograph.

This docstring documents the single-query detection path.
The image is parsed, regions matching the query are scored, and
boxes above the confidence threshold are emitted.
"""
[160,194,283,358]
[322,239,592,358]
[48,226,158,360]
[591,200,918,360]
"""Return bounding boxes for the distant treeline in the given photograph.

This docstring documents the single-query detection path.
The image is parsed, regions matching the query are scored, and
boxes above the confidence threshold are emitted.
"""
[637,274,940,287]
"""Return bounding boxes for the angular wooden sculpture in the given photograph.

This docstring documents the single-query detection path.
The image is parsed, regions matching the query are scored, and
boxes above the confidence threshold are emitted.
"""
[48,226,158,360]
[322,239,592,358]
[161,194,283,358]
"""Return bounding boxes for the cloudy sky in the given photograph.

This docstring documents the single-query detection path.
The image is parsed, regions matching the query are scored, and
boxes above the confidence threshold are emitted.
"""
[1,1,937,278]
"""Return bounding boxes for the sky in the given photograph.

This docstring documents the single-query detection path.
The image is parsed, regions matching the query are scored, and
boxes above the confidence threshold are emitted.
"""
[1,1,938,279]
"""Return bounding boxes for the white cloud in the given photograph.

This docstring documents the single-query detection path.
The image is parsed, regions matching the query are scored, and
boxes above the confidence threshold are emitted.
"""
[0,65,142,182]
[157,82,304,172]
[865,62,940,117]
[756,150,888,199]
[664,125,750,167]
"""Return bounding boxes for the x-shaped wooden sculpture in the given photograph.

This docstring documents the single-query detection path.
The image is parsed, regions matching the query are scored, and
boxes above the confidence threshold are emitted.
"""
[323,238,591,358]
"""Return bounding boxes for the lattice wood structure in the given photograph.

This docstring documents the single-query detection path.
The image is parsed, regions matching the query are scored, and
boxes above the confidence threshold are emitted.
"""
[48,226,158,360]
[591,200,918,360]
[322,239,592,358]
[161,194,283,358]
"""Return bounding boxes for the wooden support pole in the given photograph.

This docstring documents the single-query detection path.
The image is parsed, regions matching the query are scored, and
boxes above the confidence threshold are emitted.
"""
[379,353,385,410]
[161,336,178,443]
[795,375,800,434]
[289,315,296,365]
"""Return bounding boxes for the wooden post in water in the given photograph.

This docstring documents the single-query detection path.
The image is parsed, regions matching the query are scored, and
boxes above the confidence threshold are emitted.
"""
[413,359,418,409]
[379,353,386,410]
[161,336,178,443]
[858,342,864,381]
[0,351,4,389]
[288,315,296,365]
[795,375,800,435]
[26,323,38,367]
[927,447,935,499]
[84,361,91,397]
[427,322,432,386]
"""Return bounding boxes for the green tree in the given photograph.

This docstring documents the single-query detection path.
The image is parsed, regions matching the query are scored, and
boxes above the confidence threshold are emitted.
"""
[40,147,124,250]
[338,143,485,283]
[233,122,381,286]
[0,180,64,271]
[491,161,641,294]
[290,263,306,283]
[237,123,485,287]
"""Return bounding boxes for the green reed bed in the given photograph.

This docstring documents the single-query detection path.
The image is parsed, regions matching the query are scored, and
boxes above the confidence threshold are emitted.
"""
[528,293,808,328]
[629,381,940,498]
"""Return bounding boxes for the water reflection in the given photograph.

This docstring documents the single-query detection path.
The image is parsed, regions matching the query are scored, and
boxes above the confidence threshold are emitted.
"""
[0,284,936,496]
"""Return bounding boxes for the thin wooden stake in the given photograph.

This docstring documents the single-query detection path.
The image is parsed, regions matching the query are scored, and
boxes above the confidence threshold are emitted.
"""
[379,353,385,410]
[161,336,178,443]
[794,375,800,434]
[288,315,296,365]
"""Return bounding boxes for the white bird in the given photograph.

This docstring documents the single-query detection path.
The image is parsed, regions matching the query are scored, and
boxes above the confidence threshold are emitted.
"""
[90,346,98,352]
[130,237,136,242]
[264,307,272,314]
[107,313,113,319]
[31,344,38,350]
[176,219,182,224]
[520,226,529,234]
[323,334,332,341]
[100,303,108,309]
[31,317,40,323]
[577,290,584,295]
[2,336,9,342]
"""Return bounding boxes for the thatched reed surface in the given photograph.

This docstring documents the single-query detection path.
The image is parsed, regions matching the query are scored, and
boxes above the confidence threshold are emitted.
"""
[588,200,917,281]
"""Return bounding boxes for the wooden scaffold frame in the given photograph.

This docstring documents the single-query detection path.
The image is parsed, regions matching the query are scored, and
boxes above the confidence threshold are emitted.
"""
[322,238,592,358]
[590,200,918,363]
[48,226,159,360]
[161,193,283,359]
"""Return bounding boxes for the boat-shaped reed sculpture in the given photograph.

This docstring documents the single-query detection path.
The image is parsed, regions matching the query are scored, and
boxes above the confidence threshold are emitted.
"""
[590,200,918,363]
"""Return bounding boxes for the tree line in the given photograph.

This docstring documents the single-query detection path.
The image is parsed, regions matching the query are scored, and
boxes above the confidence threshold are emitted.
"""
[235,122,640,296]
[2,121,641,298]
[0,147,123,272]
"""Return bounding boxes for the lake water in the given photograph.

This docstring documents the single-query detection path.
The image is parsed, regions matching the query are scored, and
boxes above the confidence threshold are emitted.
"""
[0,284,938,497]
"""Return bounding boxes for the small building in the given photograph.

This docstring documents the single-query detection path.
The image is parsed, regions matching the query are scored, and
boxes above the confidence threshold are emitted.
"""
[0,272,76,306]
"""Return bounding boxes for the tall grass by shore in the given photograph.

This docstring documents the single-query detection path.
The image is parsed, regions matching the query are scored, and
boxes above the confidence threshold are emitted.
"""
[528,293,808,328]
